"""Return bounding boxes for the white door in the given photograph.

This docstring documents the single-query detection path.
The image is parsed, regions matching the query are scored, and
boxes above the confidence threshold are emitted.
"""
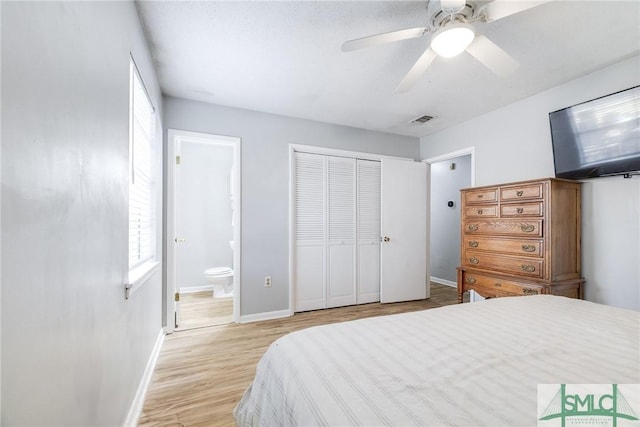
[294,152,327,311]
[380,159,429,303]
[327,156,357,308]
[357,159,381,304]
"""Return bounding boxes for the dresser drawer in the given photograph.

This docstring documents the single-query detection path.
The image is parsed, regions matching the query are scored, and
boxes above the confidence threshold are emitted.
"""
[464,219,543,237]
[461,270,543,296]
[464,188,498,204]
[464,205,498,218]
[463,236,543,257]
[500,182,543,201]
[500,202,544,217]
[462,251,544,278]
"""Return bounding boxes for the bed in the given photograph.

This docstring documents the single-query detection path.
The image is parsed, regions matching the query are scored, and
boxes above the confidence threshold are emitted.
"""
[234,295,640,426]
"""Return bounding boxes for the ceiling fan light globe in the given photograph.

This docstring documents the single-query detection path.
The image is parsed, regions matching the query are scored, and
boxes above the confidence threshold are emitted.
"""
[431,24,475,58]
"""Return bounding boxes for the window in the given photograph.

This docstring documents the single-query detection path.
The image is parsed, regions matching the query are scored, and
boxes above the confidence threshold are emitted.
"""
[128,59,157,287]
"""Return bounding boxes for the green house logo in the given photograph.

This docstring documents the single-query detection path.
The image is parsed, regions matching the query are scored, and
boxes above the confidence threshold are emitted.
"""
[539,384,639,427]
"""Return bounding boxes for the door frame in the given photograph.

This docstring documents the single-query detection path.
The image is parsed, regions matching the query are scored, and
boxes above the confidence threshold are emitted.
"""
[423,147,475,185]
[288,144,412,314]
[423,146,475,288]
[166,129,242,332]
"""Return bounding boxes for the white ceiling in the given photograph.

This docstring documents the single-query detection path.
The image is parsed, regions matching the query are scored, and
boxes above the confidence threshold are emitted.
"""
[136,0,640,138]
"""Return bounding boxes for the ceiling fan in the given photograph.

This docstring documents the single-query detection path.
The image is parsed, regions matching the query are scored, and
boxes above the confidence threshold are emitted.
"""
[342,0,551,92]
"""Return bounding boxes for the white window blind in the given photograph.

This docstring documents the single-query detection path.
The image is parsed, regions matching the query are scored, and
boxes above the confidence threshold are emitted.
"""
[129,60,156,271]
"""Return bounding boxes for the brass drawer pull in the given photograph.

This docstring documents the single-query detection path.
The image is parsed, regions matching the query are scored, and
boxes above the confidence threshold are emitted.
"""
[469,257,479,264]
[516,208,524,214]
[494,282,502,287]
[520,224,535,232]
[465,277,476,284]
[521,264,536,272]
[469,241,479,248]
[477,209,483,215]
[516,190,524,196]
[521,244,536,252]
[477,194,484,198]
[468,224,479,232]
[523,288,539,295]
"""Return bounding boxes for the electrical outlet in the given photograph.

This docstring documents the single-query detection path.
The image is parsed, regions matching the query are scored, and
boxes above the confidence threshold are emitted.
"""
[264,276,272,287]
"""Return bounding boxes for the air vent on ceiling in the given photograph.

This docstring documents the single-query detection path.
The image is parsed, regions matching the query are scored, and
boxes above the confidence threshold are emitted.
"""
[409,115,435,124]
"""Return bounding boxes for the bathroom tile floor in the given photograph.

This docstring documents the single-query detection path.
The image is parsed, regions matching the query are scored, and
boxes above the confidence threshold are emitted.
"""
[176,292,233,331]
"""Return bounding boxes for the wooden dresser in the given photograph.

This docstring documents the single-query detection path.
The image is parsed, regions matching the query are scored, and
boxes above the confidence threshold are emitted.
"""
[457,178,583,302]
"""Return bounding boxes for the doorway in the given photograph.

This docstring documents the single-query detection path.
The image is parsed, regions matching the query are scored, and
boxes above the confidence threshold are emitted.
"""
[425,148,474,288]
[166,130,241,333]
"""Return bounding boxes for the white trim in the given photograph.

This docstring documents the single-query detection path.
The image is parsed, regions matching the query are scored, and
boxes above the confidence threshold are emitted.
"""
[423,146,476,187]
[290,143,413,162]
[239,309,292,324]
[179,285,214,294]
[166,129,242,332]
[126,261,160,298]
[430,276,457,287]
[123,329,164,427]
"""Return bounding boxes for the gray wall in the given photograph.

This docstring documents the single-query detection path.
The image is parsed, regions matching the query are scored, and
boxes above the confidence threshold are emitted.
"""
[177,142,234,287]
[420,55,640,311]
[163,97,420,316]
[1,2,163,425]
[429,155,471,284]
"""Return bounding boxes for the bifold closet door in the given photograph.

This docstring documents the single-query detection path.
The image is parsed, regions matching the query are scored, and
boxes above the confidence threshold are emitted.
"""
[294,152,358,311]
[294,152,327,312]
[326,156,356,308]
[357,160,381,304]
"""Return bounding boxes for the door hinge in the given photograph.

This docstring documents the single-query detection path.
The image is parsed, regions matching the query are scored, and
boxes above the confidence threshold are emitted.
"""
[174,292,180,302]
[176,155,181,165]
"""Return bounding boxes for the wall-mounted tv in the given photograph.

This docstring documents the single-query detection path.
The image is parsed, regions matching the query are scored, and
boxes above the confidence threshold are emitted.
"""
[549,85,640,179]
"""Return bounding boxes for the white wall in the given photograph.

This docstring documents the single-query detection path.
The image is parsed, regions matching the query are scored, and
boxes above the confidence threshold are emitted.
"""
[420,55,640,311]
[177,142,233,287]
[430,155,471,284]
[1,2,163,424]
[163,97,420,316]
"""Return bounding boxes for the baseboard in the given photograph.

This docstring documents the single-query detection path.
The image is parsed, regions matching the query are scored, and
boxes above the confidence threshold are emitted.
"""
[430,276,457,287]
[239,309,292,323]
[124,329,165,427]
[179,285,214,294]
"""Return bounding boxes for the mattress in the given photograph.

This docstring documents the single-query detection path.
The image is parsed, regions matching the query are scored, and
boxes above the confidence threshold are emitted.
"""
[234,295,640,426]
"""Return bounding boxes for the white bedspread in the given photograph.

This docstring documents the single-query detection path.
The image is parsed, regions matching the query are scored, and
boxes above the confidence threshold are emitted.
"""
[234,296,640,426]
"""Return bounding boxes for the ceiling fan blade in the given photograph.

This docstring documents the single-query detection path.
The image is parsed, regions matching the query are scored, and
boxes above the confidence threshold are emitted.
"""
[395,48,437,93]
[482,0,551,22]
[466,35,519,77]
[342,27,427,52]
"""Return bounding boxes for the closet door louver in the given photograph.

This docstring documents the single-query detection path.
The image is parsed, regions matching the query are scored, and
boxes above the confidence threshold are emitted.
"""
[293,152,381,312]
[357,160,381,303]
[294,152,327,311]
[327,157,356,308]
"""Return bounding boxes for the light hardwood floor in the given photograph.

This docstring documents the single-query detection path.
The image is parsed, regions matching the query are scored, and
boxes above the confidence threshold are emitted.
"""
[138,283,461,427]
[177,292,233,331]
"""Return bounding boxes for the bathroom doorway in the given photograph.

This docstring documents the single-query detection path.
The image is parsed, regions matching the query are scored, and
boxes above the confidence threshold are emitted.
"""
[166,130,241,332]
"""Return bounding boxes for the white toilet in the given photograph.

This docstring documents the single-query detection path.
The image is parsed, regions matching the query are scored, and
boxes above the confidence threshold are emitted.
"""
[204,240,234,298]
[204,267,233,298]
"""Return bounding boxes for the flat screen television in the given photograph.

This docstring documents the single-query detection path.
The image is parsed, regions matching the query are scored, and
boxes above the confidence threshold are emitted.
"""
[549,85,640,179]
